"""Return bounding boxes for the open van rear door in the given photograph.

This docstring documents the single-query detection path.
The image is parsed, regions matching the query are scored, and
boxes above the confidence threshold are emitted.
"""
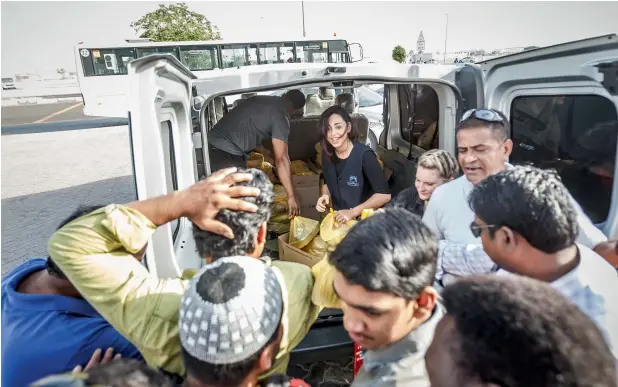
[128,54,203,277]
[480,34,618,238]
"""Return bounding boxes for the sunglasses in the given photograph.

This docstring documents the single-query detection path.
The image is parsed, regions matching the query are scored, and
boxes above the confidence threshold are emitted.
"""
[469,221,499,238]
[460,109,505,124]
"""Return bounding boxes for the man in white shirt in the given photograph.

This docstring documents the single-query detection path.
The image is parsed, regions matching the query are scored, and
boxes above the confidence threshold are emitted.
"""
[422,109,616,285]
[465,165,618,359]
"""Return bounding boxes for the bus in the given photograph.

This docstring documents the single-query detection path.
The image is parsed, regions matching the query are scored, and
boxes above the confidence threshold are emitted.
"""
[74,37,363,118]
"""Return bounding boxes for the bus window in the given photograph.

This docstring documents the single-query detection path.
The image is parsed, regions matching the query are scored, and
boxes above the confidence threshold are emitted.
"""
[259,42,294,64]
[136,47,179,59]
[296,41,328,63]
[221,44,258,68]
[90,48,136,76]
[179,46,219,71]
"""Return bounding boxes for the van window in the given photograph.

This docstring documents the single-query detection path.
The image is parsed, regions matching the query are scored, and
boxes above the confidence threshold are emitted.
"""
[398,84,440,150]
[160,121,180,239]
[510,95,618,223]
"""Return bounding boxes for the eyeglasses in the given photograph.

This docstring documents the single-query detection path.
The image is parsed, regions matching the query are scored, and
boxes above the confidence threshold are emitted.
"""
[469,221,499,238]
[460,109,505,124]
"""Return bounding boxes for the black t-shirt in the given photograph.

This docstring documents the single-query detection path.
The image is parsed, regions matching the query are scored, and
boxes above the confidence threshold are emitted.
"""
[209,95,290,157]
[333,150,390,195]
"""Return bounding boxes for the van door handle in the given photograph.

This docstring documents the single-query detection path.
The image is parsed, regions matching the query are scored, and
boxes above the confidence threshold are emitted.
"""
[519,143,534,151]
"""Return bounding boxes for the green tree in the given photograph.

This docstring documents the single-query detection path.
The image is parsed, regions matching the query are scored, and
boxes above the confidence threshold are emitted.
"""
[392,45,406,63]
[131,3,222,70]
[131,3,221,42]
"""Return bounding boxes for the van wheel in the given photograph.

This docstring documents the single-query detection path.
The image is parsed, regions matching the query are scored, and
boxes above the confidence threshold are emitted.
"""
[366,131,378,151]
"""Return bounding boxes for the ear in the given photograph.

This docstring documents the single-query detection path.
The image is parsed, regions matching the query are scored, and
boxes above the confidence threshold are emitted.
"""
[257,222,267,245]
[257,330,281,372]
[346,122,352,134]
[503,138,513,158]
[496,226,518,253]
[412,286,438,320]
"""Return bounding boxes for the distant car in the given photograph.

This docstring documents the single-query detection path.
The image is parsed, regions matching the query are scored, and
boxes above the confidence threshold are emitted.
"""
[2,77,16,90]
[460,57,475,63]
[424,59,436,64]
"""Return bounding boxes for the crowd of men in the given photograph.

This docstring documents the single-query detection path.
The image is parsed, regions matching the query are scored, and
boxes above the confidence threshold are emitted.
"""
[2,109,617,387]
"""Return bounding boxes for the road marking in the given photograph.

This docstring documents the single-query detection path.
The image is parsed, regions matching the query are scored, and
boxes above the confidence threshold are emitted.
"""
[33,103,82,124]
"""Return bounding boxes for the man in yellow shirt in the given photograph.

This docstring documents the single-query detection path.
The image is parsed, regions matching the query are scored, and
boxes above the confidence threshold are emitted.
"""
[48,167,321,379]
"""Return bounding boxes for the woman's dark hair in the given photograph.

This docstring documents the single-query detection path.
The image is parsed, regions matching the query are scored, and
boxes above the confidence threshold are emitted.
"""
[319,105,358,162]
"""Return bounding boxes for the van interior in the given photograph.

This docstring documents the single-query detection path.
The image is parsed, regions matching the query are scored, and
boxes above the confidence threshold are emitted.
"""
[203,82,445,200]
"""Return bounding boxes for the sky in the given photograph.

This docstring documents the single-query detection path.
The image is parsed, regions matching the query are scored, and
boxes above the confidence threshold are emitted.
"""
[2,1,618,76]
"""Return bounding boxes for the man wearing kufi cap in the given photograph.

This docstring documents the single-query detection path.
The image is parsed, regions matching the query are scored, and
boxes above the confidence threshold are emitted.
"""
[48,168,320,381]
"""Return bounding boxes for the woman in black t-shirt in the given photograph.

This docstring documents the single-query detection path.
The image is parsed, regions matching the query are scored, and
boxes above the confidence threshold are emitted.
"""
[315,106,391,223]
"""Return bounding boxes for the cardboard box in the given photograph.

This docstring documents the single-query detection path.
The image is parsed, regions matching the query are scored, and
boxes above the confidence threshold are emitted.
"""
[278,233,325,268]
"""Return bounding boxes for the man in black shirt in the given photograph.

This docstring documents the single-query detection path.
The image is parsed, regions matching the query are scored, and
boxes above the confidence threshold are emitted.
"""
[208,90,306,217]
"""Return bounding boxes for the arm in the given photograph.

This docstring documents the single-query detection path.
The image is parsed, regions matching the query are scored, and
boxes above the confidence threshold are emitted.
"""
[334,151,391,222]
[568,194,618,267]
[436,240,498,281]
[48,204,186,373]
[272,138,299,218]
[48,169,260,373]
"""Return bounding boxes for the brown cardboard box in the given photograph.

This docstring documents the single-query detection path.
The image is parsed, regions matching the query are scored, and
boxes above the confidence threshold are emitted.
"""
[278,233,325,268]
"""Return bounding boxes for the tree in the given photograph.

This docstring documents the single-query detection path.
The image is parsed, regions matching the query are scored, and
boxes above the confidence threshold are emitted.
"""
[131,3,222,42]
[392,45,406,63]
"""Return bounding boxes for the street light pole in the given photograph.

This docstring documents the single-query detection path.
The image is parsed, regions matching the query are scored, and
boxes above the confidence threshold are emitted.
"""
[443,13,449,63]
[302,1,306,37]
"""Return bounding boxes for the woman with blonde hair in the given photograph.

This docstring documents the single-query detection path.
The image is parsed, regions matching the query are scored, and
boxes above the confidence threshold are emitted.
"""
[386,149,459,216]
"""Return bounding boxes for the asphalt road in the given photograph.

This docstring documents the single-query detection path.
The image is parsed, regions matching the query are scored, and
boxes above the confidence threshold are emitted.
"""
[1,102,93,126]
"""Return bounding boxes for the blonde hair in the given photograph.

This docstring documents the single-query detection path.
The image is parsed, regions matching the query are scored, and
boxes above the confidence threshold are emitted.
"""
[418,149,459,180]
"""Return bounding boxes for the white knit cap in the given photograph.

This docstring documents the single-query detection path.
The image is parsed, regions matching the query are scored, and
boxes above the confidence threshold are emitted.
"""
[179,256,283,364]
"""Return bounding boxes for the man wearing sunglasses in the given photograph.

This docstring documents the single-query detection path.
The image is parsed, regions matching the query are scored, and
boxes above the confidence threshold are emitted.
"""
[422,109,615,286]
[464,166,618,360]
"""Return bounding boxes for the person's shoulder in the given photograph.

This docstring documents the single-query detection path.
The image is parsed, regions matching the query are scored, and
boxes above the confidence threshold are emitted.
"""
[429,174,466,202]
[2,258,46,288]
[576,245,618,285]
[271,260,314,297]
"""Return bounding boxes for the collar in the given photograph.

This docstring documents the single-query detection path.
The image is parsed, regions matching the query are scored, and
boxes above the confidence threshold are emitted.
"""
[4,258,101,318]
[551,245,586,291]
[363,303,445,372]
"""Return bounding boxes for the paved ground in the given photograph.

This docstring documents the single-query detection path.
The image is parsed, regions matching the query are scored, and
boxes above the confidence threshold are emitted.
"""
[1,125,135,275]
[1,102,94,126]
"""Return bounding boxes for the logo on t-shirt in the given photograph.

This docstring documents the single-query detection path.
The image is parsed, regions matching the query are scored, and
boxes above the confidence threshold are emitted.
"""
[347,175,359,187]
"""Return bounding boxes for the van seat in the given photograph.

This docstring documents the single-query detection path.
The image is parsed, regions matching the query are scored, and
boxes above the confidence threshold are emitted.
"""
[261,116,322,161]
[335,92,369,145]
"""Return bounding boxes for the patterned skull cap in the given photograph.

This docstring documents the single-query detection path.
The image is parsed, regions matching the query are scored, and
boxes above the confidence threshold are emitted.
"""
[179,256,283,364]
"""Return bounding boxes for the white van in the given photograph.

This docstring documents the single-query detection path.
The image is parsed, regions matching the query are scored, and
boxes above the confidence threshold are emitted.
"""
[126,34,618,364]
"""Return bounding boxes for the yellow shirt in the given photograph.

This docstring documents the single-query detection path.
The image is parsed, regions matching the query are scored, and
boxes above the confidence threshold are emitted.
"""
[48,204,321,378]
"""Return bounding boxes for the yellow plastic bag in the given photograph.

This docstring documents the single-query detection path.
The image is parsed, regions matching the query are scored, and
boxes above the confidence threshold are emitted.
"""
[311,257,342,309]
[246,152,264,169]
[291,160,314,176]
[261,161,279,183]
[360,209,375,220]
[267,220,290,235]
[320,209,358,248]
[302,235,328,258]
[289,217,320,249]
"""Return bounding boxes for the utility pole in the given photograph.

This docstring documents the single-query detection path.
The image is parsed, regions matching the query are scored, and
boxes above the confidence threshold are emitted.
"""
[443,13,449,63]
[302,1,306,37]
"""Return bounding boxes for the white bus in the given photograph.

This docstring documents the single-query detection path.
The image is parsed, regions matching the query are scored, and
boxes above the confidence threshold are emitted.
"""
[74,37,363,118]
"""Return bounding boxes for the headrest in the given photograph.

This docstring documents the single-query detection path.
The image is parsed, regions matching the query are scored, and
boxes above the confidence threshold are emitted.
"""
[241,93,256,100]
[305,94,322,116]
[335,93,356,114]
[319,87,335,100]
